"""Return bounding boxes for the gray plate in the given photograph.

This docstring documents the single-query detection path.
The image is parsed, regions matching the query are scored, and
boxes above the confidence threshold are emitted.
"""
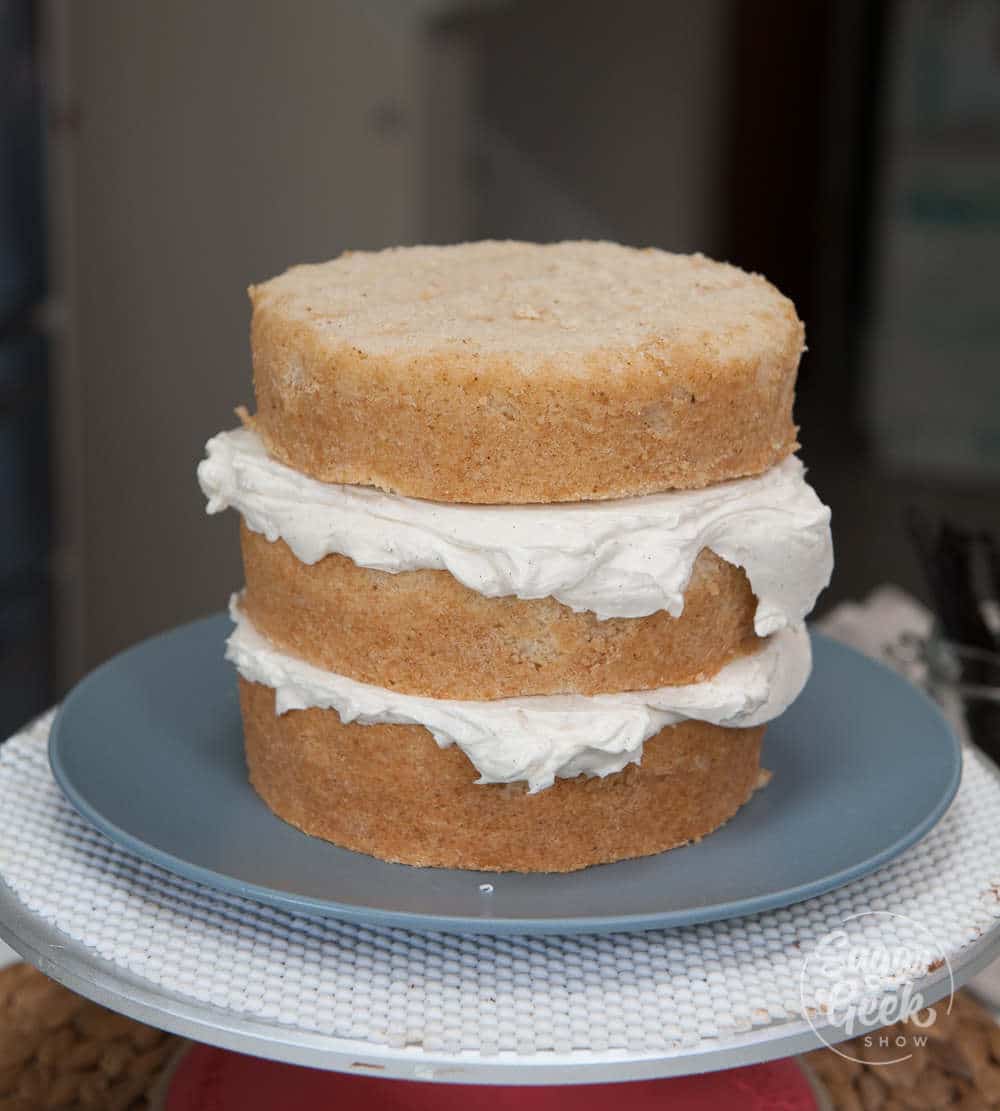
[49,616,961,935]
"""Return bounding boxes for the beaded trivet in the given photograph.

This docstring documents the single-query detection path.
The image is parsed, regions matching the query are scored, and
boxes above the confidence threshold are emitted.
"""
[0,713,999,1081]
[4,962,1000,1108]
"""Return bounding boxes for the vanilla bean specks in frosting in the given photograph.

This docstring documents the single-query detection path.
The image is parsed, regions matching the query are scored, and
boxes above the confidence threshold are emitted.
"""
[199,426,832,635]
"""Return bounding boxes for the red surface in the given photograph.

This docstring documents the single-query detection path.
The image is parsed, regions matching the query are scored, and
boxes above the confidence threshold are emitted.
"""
[165,1044,818,1110]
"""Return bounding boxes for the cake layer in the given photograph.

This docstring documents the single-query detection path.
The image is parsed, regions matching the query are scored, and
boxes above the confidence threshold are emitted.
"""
[200,426,833,634]
[240,678,768,872]
[226,602,810,793]
[248,241,803,503]
[241,525,759,698]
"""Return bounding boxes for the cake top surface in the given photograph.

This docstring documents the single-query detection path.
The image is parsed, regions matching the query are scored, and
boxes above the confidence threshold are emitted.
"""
[247,240,803,501]
[249,240,801,370]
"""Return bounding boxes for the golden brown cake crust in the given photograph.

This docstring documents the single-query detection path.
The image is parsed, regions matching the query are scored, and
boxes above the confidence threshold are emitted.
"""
[239,523,761,699]
[249,241,803,504]
[239,678,767,873]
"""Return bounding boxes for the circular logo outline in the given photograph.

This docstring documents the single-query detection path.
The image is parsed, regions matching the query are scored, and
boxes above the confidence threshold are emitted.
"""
[799,910,954,1066]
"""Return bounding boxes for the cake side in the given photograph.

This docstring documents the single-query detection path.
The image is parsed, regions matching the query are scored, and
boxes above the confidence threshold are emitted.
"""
[240,678,768,873]
[240,525,760,698]
[249,241,803,503]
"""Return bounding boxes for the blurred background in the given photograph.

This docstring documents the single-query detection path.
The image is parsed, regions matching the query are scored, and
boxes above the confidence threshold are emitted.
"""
[0,0,998,737]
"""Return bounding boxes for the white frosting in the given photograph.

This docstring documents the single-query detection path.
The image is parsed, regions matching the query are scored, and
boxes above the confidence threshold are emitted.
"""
[227,599,812,794]
[199,427,833,633]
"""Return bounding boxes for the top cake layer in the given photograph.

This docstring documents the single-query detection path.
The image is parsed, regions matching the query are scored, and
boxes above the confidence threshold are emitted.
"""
[249,241,804,504]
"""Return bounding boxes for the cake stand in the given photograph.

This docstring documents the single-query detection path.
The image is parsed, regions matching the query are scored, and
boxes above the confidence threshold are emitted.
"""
[1,712,999,1085]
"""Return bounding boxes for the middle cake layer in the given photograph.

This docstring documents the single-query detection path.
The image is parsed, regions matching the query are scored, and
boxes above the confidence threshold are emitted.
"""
[200,425,833,699]
[240,522,759,698]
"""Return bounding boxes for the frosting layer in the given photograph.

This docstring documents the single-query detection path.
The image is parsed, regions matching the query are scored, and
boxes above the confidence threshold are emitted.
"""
[200,427,832,633]
[227,600,812,793]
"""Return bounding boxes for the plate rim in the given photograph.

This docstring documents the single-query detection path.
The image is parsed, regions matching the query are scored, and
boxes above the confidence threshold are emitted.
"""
[48,614,963,935]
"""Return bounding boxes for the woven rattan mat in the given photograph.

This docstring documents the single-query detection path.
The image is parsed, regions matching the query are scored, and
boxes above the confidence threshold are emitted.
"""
[1,961,998,1109]
[802,990,1000,1110]
[0,963,180,1110]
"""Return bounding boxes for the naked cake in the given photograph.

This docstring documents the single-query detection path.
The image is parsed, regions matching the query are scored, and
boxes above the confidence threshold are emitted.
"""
[198,240,833,872]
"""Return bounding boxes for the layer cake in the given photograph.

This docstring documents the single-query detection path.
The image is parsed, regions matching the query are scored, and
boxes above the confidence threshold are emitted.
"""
[198,240,833,872]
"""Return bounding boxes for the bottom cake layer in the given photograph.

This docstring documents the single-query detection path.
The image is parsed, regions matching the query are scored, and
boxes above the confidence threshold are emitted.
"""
[239,679,769,873]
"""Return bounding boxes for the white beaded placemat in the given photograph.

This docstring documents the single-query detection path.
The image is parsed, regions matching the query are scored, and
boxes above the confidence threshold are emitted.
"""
[0,710,999,1080]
